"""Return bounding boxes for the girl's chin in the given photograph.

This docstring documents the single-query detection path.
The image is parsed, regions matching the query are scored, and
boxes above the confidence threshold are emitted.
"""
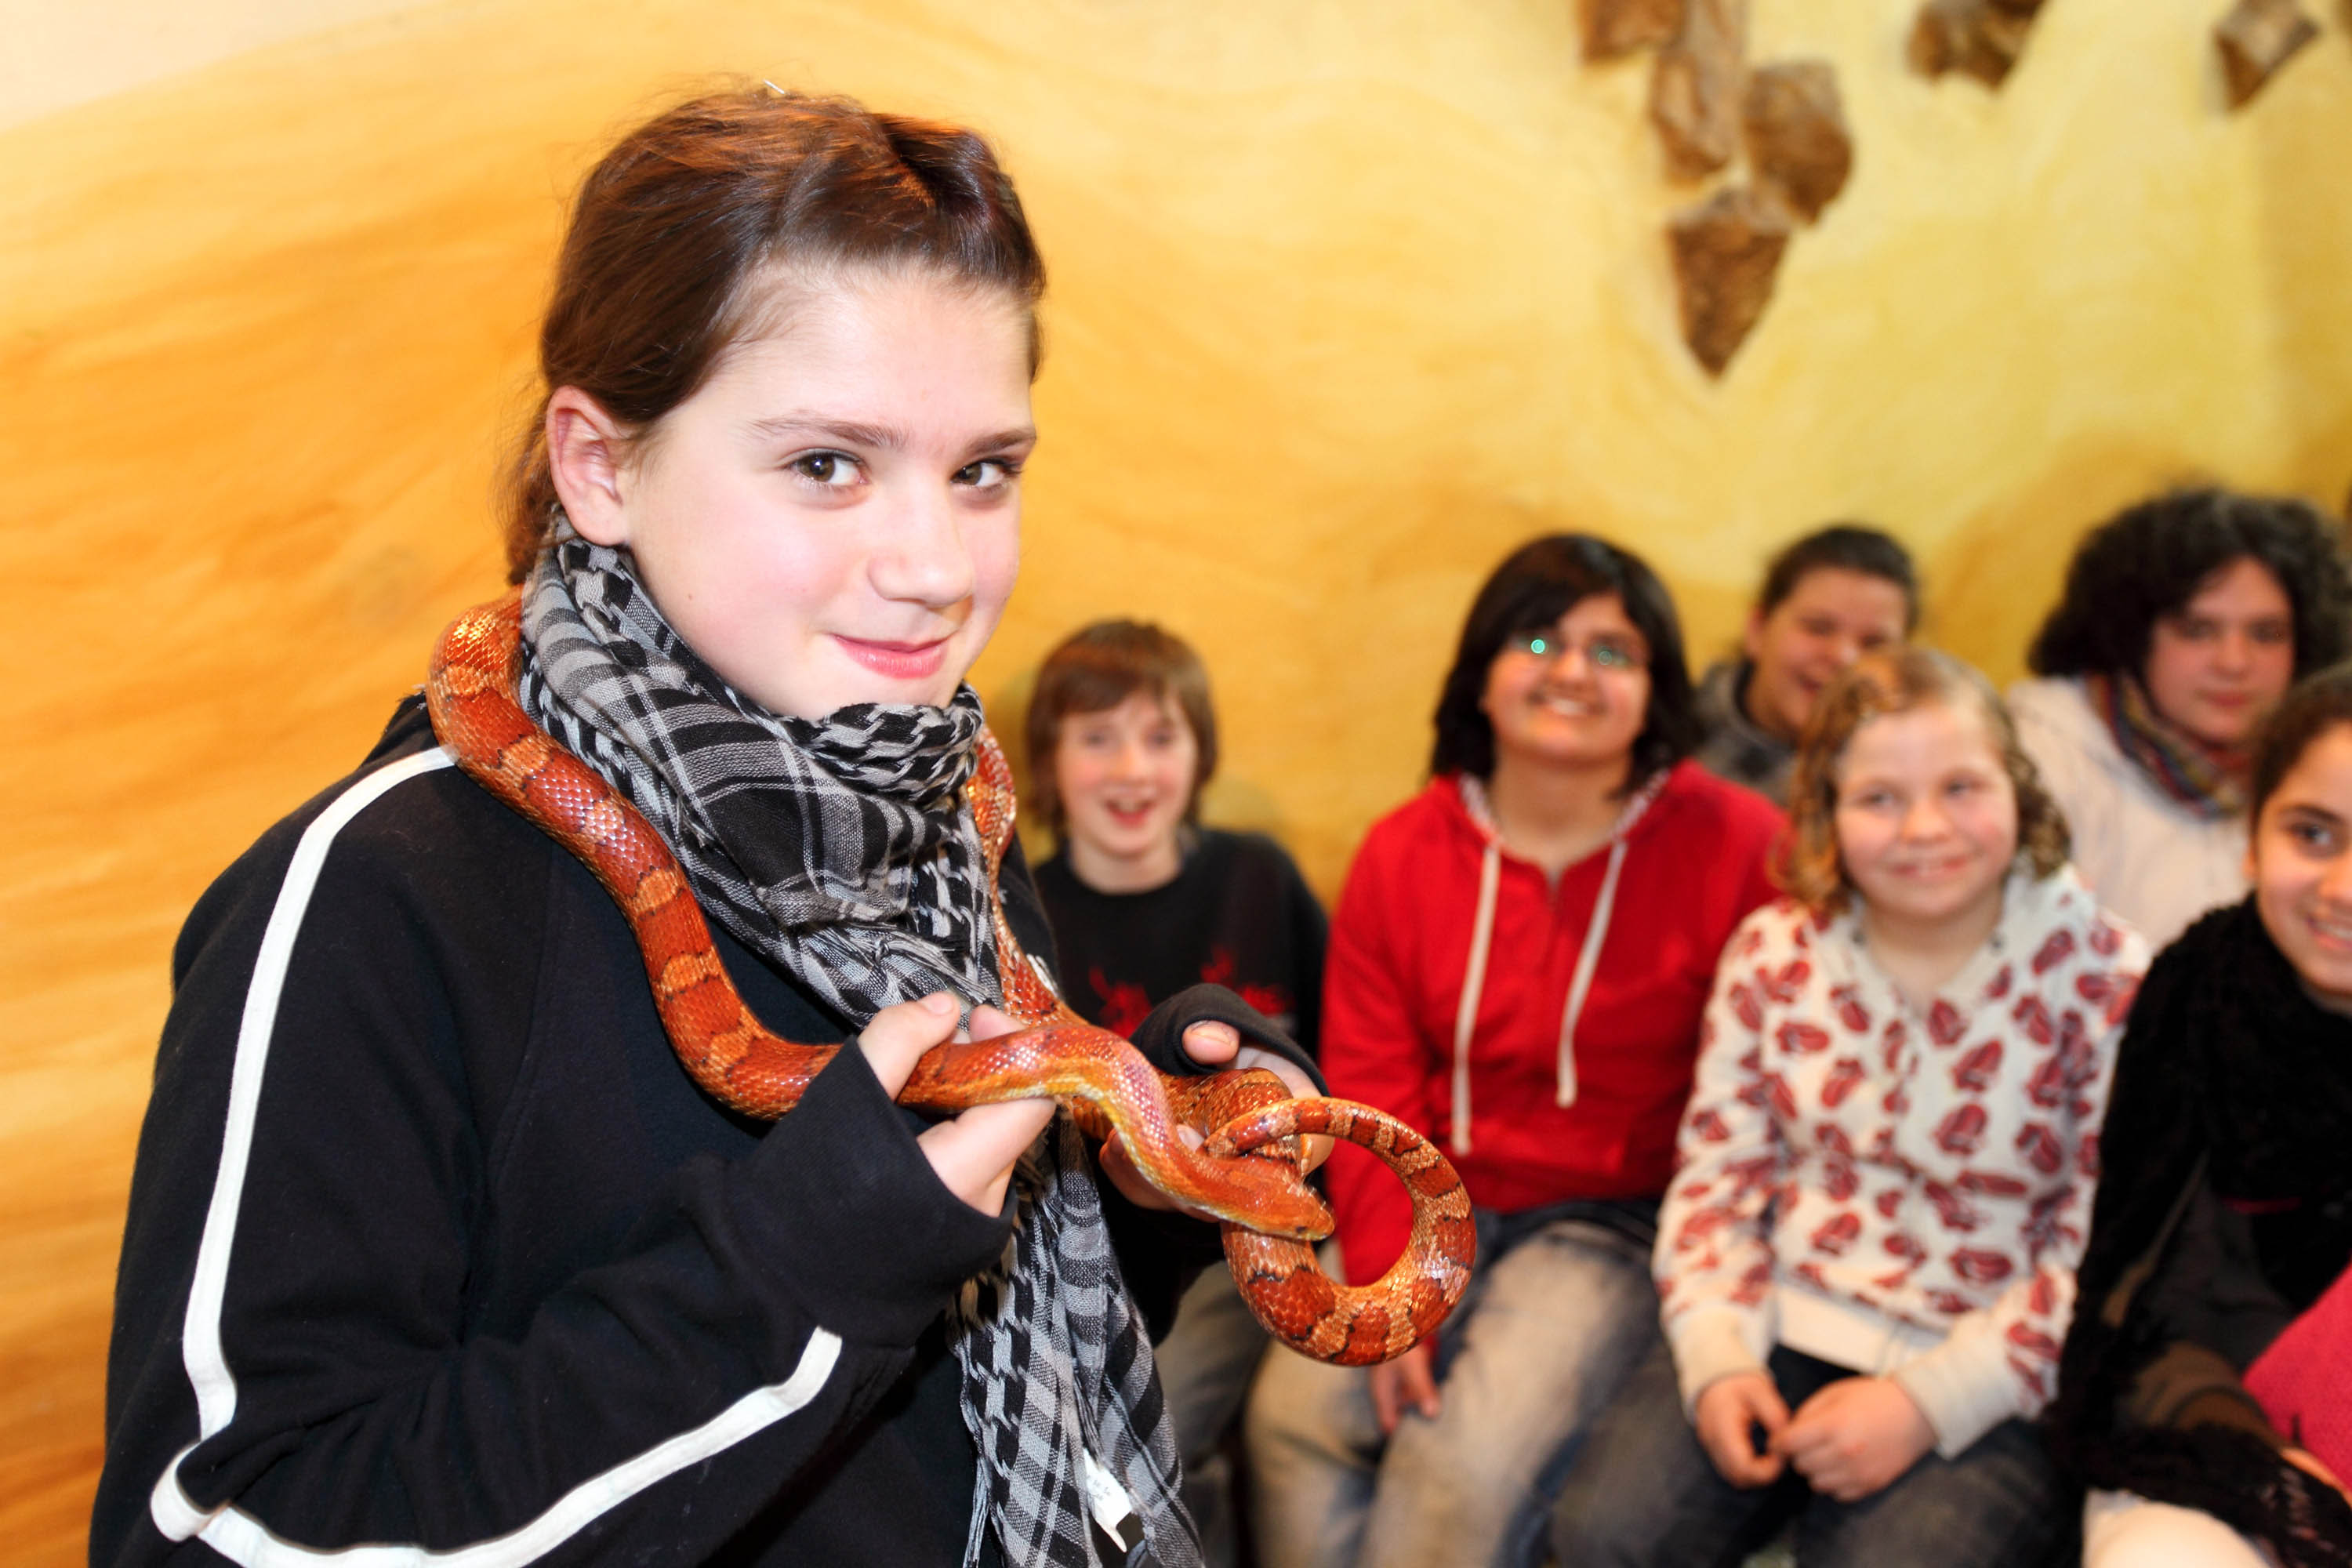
[1856,879,2003,925]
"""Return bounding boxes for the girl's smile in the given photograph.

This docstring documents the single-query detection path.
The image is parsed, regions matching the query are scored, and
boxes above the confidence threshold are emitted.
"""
[1480,593,1650,771]
[1834,700,2020,935]
[1055,690,1200,892]
[547,266,1036,720]
[2250,724,2352,1010]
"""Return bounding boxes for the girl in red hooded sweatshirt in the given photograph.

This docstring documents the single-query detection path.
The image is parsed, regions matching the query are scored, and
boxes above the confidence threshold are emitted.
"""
[1244,534,1783,1568]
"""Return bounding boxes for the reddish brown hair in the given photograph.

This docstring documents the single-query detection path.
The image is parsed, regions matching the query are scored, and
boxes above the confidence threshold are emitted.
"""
[1781,647,2069,913]
[1022,621,1218,832]
[503,86,1046,580]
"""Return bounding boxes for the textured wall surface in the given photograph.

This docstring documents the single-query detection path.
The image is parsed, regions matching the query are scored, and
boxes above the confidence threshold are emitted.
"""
[4,2,2348,1559]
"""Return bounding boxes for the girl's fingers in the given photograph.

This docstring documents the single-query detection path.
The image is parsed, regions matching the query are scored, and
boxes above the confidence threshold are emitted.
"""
[855,992,963,1098]
[916,1096,1054,1214]
[1180,1021,1241,1064]
[966,1003,1022,1041]
[1229,1045,1335,1171]
[1098,1131,1218,1218]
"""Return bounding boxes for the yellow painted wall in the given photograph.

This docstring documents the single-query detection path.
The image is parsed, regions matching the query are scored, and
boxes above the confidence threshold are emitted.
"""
[4,2,2348,1558]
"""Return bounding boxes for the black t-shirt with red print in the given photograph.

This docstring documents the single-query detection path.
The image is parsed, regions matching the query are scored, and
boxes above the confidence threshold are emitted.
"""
[1033,828,1327,1058]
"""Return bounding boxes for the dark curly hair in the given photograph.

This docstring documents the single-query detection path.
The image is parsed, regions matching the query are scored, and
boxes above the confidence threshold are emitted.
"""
[1430,534,1697,789]
[2027,488,2352,684]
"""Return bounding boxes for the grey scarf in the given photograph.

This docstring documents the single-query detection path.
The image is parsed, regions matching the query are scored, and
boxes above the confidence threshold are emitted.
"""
[518,523,1194,1568]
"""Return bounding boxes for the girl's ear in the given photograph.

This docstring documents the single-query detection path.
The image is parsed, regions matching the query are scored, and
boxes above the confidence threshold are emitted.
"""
[546,387,635,546]
[1741,606,1769,664]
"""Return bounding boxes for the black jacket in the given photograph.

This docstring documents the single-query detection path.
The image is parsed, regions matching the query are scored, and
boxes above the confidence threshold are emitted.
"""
[94,699,1310,1567]
[2049,899,2352,1566]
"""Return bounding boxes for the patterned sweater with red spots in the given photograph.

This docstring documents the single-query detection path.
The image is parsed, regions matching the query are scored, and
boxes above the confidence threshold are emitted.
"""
[1658,866,2149,1457]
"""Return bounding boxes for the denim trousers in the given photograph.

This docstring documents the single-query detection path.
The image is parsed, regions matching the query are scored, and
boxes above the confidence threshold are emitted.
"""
[1242,1200,1661,1568]
[1549,1339,2071,1568]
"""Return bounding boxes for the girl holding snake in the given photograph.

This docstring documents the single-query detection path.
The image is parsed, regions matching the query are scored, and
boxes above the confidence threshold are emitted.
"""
[94,87,1323,1568]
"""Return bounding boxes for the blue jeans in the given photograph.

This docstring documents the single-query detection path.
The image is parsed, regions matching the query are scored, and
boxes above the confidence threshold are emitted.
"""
[1243,1201,1661,1568]
[1550,1340,2072,1568]
[1156,1263,1272,1568]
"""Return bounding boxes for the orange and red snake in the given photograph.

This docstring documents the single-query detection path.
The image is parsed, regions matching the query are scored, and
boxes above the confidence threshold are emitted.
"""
[425,590,1474,1365]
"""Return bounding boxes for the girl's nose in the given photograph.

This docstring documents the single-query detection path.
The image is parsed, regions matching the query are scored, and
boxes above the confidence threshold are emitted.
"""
[1900,797,1951,841]
[868,486,975,609]
[2320,852,2352,904]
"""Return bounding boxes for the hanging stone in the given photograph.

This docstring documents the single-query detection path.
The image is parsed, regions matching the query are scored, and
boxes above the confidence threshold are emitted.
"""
[2214,0,2319,109]
[1583,0,1686,61]
[1651,0,1748,179]
[1743,60,1853,225]
[1908,0,2045,89]
[1668,186,1792,376]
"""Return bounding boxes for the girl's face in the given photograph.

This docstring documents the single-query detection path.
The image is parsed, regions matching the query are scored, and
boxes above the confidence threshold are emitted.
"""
[1054,691,1200,870]
[2249,724,2352,1011]
[1480,593,1651,774]
[1833,700,2020,930]
[555,267,1035,719]
[2142,555,2295,750]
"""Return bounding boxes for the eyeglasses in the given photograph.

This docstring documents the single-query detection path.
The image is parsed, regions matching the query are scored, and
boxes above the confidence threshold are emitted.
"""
[1506,633,1649,672]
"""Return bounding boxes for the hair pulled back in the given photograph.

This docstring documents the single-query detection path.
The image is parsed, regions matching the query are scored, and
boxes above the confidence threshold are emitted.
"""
[1755,522,1919,630]
[1430,533,1697,789]
[503,86,1046,581]
[2026,488,2352,686]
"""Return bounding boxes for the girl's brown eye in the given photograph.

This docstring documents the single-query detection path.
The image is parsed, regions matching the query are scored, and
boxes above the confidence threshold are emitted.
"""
[791,452,858,486]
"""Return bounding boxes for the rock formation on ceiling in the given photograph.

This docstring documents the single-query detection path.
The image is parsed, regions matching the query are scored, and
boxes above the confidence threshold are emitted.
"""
[1743,60,1852,225]
[1908,0,2046,89]
[2213,0,2319,108]
[1651,0,1748,178]
[1669,187,1793,377]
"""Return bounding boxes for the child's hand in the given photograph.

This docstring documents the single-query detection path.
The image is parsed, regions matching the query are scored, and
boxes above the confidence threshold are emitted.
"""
[1370,1341,1442,1435]
[1096,1024,1330,1214]
[858,994,1054,1215]
[1774,1376,1935,1501]
[1693,1372,1790,1488]
[1175,1021,1334,1174]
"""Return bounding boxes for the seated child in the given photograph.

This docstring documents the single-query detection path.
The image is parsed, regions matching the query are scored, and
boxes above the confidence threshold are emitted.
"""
[1025,618,1328,1568]
[1245,535,1783,1568]
[2049,666,2352,1568]
[1693,523,1915,806]
[1552,646,2149,1567]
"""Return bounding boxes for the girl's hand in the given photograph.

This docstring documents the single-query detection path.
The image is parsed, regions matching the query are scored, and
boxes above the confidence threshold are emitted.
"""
[1099,1019,1334,1216]
[1774,1377,1935,1501]
[1693,1372,1790,1488]
[1174,1020,1334,1174]
[858,994,1054,1215]
[1370,1340,1443,1435]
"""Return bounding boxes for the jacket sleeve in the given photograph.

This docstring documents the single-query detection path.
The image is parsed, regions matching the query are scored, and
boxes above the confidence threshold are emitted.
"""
[95,775,1014,1568]
[2116,1180,2296,1444]
[1318,831,1443,1289]
[1656,913,1786,1410]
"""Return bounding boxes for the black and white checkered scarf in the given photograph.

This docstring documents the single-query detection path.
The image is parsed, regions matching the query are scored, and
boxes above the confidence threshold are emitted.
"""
[518,523,1193,1568]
